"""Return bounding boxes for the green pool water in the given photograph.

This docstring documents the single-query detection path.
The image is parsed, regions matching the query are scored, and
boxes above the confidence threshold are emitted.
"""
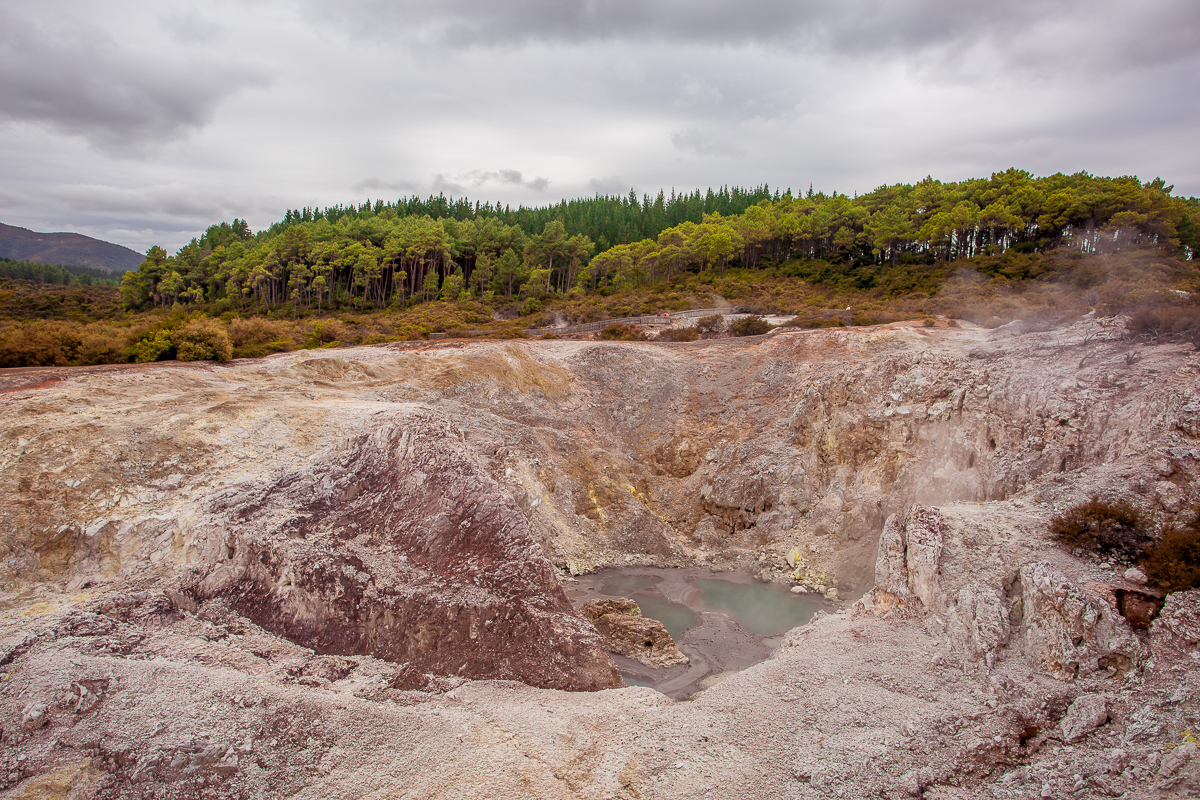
[690,578,821,636]
[590,569,821,640]
[626,592,698,640]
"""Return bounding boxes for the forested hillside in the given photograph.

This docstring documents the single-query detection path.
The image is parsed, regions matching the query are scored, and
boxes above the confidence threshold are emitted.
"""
[0,223,144,273]
[0,257,122,287]
[119,170,1199,317]
[2,170,1198,369]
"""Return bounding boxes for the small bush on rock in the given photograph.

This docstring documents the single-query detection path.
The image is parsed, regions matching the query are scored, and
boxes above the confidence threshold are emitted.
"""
[599,323,646,341]
[1143,508,1200,593]
[696,314,726,338]
[1050,497,1152,561]
[731,315,773,336]
[656,327,698,342]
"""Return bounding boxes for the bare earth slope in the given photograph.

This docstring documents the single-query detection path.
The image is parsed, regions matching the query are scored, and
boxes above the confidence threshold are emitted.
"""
[1,318,1198,799]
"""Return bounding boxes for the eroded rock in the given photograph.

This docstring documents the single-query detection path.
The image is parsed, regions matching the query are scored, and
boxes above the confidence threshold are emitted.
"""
[185,409,623,692]
[1019,562,1142,680]
[580,598,688,668]
[1060,694,1108,743]
[858,504,946,616]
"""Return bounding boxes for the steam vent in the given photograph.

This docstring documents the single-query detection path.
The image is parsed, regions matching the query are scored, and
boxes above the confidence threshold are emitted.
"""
[2,319,1199,798]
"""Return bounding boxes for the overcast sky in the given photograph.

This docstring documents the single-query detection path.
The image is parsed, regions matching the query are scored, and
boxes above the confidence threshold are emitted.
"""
[2,0,1198,253]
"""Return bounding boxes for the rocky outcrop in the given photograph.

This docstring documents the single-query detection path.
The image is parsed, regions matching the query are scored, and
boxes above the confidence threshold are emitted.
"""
[184,408,623,692]
[1150,588,1200,666]
[856,504,946,615]
[1018,561,1142,680]
[856,509,1144,680]
[580,598,688,667]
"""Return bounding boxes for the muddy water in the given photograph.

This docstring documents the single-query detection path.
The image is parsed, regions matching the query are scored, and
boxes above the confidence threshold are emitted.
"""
[566,567,829,699]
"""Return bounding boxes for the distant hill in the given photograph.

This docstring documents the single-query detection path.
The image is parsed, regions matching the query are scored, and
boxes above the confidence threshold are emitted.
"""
[0,223,144,273]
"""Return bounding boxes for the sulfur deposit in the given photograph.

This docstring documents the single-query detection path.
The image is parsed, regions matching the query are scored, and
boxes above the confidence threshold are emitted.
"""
[1,317,1198,799]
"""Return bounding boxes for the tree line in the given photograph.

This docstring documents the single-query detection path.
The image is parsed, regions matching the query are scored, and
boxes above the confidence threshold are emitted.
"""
[270,184,780,251]
[120,170,1200,314]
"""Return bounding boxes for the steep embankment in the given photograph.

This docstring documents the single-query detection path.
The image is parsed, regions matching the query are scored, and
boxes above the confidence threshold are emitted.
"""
[1,319,1198,798]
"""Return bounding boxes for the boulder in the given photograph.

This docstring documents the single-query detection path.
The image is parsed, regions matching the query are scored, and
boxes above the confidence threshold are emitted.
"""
[580,598,689,668]
[1159,741,1196,780]
[1060,694,1108,743]
[21,700,48,730]
[1124,567,1148,585]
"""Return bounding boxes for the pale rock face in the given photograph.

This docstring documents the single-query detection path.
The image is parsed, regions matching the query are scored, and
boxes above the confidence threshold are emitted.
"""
[947,586,1011,668]
[1060,694,1109,743]
[1018,561,1142,680]
[860,504,946,615]
[1150,589,1200,666]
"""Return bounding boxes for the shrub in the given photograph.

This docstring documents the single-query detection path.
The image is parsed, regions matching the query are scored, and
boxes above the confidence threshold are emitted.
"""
[696,314,726,338]
[1126,301,1199,343]
[126,331,174,363]
[1050,497,1152,561]
[599,323,646,341]
[1143,508,1200,593]
[0,321,79,367]
[309,320,348,346]
[229,317,293,358]
[173,318,232,362]
[656,327,698,342]
[730,315,773,337]
[76,326,126,365]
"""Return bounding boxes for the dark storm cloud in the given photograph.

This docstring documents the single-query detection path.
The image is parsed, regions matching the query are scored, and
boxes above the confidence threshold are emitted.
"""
[0,10,264,156]
[2,0,1197,253]
[324,0,1199,71]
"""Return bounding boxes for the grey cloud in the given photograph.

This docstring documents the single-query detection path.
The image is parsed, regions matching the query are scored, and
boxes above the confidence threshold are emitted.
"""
[0,11,265,156]
[321,0,1200,77]
[670,127,742,158]
[430,173,469,196]
[498,170,551,191]
[354,178,422,194]
[587,176,630,195]
[47,183,230,222]
[438,170,552,192]
[325,1,1149,47]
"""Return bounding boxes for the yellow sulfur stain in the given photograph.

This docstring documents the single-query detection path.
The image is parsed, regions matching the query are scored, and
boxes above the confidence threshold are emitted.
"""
[8,760,98,799]
[19,601,54,617]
